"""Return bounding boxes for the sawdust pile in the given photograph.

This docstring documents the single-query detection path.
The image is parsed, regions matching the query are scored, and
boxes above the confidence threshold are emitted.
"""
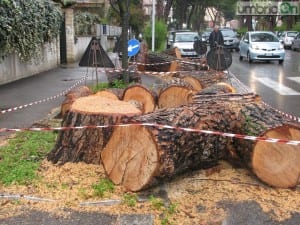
[1,159,299,225]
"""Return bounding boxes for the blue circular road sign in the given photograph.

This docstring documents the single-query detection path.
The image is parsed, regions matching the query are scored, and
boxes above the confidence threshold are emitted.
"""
[128,39,140,57]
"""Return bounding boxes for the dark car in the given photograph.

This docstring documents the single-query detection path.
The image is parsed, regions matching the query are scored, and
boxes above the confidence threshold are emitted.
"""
[220,28,240,51]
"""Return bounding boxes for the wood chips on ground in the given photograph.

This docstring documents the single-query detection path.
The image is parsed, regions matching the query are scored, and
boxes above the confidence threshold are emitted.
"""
[1,159,299,225]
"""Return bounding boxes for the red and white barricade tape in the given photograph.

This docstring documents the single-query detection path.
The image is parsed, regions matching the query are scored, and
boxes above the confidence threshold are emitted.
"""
[0,75,87,115]
[0,123,299,146]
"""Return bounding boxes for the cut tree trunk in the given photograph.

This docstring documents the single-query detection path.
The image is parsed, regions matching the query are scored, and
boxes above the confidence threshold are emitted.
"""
[158,85,195,108]
[105,65,141,85]
[136,41,148,72]
[193,93,300,188]
[101,104,231,191]
[196,82,236,95]
[145,52,179,72]
[47,96,142,165]
[122,84,157,113]
[102,93,300,191]
[179,70,228,89]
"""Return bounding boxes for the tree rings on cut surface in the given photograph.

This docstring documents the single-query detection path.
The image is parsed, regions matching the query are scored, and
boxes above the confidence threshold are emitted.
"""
[252,125,300,188]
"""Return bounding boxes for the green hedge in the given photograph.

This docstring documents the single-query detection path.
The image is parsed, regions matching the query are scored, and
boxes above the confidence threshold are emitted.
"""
[0,0,62,62]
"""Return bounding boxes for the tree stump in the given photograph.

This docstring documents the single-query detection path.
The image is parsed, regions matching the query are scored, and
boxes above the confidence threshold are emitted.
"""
[47,96,142,165]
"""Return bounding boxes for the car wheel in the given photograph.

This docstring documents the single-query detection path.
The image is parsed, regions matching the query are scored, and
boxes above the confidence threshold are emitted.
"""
[247,52,252,63]
[279,60,284,64]
[235,47,240,52]
[239,55,243,61]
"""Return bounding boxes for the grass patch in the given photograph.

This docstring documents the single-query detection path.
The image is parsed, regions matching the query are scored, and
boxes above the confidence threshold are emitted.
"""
[0,131,56,185]
[122,193,138,207]
[92,178,115,197]
[91,79,134,93]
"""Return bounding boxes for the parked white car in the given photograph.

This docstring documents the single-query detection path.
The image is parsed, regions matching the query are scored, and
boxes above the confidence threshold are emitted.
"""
[239,31,285,64]
[170,31,200,57]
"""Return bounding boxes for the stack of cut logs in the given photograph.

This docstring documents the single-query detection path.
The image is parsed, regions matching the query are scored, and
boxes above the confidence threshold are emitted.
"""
[48,47,300,192]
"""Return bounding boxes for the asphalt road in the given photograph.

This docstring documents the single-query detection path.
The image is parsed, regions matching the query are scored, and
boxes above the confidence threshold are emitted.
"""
[229,49,300,118]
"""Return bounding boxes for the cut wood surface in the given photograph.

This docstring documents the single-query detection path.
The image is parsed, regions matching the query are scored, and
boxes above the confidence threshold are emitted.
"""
[122,84,157,113]
[252,125,300,188]
[158,85,195,108]
[60,86,92,117]
[94,90,120,100]
[47,96,142,165]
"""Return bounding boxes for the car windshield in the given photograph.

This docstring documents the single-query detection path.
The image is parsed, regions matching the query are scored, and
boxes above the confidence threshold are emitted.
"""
[287,32,298,37]
[175,33,199,42]
[250,33,278,42]
[221,29,236,37]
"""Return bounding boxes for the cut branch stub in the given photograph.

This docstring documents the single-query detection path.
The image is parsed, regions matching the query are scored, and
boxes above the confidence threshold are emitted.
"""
[47,96,142,165]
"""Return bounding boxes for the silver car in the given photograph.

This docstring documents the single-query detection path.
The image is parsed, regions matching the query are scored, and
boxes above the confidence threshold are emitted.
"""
[291,32,300,51]
[281,31,299,49]
[170,31,200,57]
[239,31,285,64]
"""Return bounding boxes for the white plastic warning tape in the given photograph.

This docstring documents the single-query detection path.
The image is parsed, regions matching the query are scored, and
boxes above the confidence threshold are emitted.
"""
[0,75,87,115]
[0,123,299,146]
[262,101,300,123]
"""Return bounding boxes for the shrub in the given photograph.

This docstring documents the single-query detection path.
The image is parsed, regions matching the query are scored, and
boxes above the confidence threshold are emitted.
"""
[0,0,62,62]
[144,20,168,51]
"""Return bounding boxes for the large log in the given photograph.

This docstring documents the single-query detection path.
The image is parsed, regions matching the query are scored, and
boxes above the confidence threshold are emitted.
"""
[158,85,195,108]
[145,52,179,72]
[102,93,300,191]
[101,104,231,191]
[47,96,142,165]
[193,93,300,188]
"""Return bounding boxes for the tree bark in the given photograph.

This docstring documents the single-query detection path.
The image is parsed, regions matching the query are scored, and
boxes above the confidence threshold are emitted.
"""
[47,96,142,165]
[101,103,230,191]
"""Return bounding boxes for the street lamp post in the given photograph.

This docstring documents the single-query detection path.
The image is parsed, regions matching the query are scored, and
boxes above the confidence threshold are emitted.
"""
[152,0,155,51]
